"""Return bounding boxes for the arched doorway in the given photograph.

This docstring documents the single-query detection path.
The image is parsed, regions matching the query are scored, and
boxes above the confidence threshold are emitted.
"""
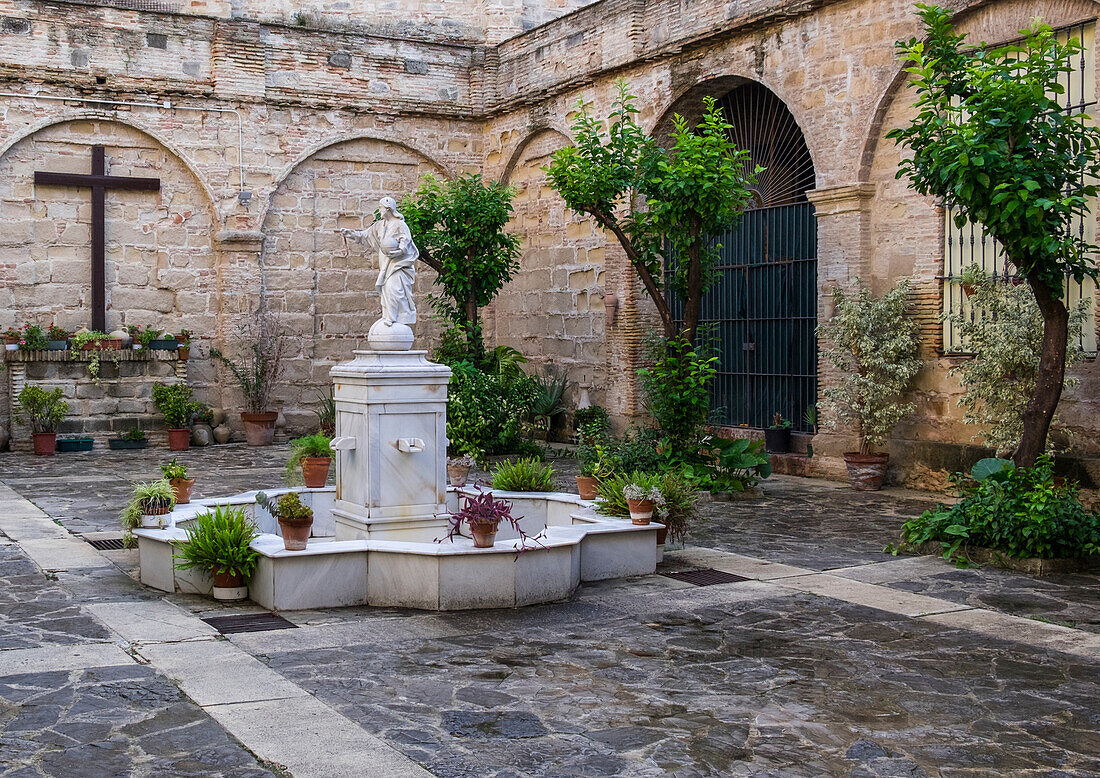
[666,81,818,432]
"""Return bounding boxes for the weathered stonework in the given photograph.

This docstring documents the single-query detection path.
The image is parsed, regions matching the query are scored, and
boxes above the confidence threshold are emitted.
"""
[0,0,1097,479]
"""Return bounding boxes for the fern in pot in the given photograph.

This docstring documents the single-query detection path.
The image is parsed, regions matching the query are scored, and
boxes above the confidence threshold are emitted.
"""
[820,280,923,490]
[173,505,260,602]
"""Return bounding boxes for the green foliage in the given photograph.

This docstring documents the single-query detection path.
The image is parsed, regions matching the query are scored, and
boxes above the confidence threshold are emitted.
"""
[47,324,69,341]
[139,327,163,347]
[594,470,698,542]
[578,442,619,479]
[119,479,176,536]
[401,174,520,354]
[69,330,111,349]
[574,405,610,440]
[947,266,1086,456]
[820,280,923,454]
[121,426,146,441]
[69,330,118,382]
[547,81,759,342]
[638,336,718,449]
[893,456,1100,563]
[684,437,772,493]
[491,456,555,492]
[16,386,68,433]
[315,386,336,436]
[285,433,333,484]
[446,360,538,462]
[160,458,188,481]
[530,369,573,431]
[152,383,201,429]
[173,505,260,580]
[607,427,667,474]
[209,310,292,413]
[888,6,1100,294]
[769,413,792,430]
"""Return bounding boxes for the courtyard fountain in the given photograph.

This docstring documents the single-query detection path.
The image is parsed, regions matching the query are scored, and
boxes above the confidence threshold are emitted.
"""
[134,197,661,610]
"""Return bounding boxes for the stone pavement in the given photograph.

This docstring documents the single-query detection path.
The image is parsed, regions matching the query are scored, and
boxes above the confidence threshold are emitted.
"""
[1,445,1099,777]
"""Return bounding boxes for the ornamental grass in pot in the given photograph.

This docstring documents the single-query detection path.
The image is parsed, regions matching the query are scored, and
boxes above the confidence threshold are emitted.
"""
[152,383,202,452]
[119,479,177,541]
[286,433,333,488]
[161,458,195,504]
[490,456,555,492]
[16,386,69,457]
[257,491,313,551]
[173,505,260,602]
[820,281,923,491]
[440,487,531,550]
[210,310,293,447]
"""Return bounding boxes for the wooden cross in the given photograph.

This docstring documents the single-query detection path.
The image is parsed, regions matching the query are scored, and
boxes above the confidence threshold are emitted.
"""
[34,145,161,333]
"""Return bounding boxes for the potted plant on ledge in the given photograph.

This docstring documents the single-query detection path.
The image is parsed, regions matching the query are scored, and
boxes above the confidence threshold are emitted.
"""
[211,310,292,447]
[152,383,201,452]
[256,491,314,550]
[821,280,923,491]
[286,434,333,488]
[110,426,148,450]
[447,452,476,487]
[765,413,792,454]
[16,386,69,457]
[162,458,195,504]
[173,505,260,602]
[441,487,530,549]
[623,475,666,525]
[120,479,177,538]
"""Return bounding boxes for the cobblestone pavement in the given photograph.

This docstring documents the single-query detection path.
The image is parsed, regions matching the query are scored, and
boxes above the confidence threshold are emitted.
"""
[2,445,1099,777]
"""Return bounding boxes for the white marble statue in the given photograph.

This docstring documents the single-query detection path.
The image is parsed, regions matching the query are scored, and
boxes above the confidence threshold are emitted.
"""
[342,196,419,350]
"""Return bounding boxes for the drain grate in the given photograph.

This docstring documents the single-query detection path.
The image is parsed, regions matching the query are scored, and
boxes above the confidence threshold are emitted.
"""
[85,537,126,551]
[202,613,298,634]
[661,568,750,586]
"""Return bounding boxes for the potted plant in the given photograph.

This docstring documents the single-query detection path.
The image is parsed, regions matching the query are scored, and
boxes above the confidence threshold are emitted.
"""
[47,324,69,350]
[286,433,333,488]
[576,442,617,500]
[211,310,292,447]
[177,329,193,361]
[820,280,923,491]
[148,331,178,350]
[110,426,148,450]
[256,491,313,551]
[623,475,666,525]
[71,329,121,351]
[447,453,476,487]
[173,505,260,602]
[530,369,571,441]
[765,413,792,453]
[56,436,94,452]
[16,386,69,456]
[3,326,19,350]
[152,383,200,452]
[315,386,335,436]
[119,479,177,534]
[17,324,49,352]
[491,457,555,492]
[161,458,195,504]
[441,487,530,549]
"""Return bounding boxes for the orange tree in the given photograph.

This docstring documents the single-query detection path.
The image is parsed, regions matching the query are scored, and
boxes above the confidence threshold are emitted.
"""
[888,5,1100,465]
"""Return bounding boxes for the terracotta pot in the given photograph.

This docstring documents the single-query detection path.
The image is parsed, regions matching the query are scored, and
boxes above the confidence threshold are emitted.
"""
[32,432,57,456]
[241,412,278,447]
[576,475,599,500]
[278,515,314,551]
[843,452,890,491]
[656,524,668,545]
[170,477,195,504]
[301,456,331,488]
[82,338,123,351]
[470,523,498,549]
[177,345,191,361]
[627,498,654,524]
[212,571,243,588]
[211,571,248,602]
[167,428,190,451]
[447,463,471,487]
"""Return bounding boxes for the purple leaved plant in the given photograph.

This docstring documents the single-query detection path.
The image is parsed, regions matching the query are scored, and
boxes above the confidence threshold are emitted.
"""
[438,486,542,550]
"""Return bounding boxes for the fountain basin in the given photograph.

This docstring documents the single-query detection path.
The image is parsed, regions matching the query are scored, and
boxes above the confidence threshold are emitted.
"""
[134,487,661,610]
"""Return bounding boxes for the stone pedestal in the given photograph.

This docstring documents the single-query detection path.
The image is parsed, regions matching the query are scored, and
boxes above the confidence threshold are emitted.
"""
[329,350,452,541]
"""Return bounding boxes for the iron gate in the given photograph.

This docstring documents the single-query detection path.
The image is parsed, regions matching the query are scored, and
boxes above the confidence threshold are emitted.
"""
[667,202,818,432]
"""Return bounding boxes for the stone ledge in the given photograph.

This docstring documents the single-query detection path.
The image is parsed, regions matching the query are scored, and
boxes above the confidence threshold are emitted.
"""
[908,542,1100,576]
[4,349,181,363]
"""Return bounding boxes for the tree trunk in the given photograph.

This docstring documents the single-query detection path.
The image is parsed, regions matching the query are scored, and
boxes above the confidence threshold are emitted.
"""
[1015,278,1070,467]
[680,237,703,345]
[465,294,481,354]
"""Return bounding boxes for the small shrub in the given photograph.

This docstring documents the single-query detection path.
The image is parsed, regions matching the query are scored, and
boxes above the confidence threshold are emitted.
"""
[256,491,313,523]
[173,505,260,581]
[16,386,68,433]
[574,405,611,441]
[285,433,333,485]
[315,387,336,436]
[892,457,1100,563]
[491,457,555,492]
[638,336,717,449]
[447,360,538,462]
[17,324,48,351]
[152,383,201,429]
[161,458,188,481]
[121,426,146,441]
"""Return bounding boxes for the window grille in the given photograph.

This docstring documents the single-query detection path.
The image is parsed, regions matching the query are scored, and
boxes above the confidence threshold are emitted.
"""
[942,22,1098,354]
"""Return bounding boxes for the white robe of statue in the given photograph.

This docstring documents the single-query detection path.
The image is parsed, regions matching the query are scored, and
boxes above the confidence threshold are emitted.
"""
[343,196,418,327]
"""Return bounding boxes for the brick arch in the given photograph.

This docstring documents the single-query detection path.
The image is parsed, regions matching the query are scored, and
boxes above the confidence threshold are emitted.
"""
[0,116,218,335]
[257,135,449,430]
[498,125,572,185]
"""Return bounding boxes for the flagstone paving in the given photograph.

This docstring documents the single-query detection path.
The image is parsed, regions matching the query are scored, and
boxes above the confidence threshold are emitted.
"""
[2,446,1099,777]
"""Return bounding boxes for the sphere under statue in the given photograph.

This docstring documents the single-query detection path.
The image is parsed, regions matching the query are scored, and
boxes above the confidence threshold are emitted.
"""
[342,195,420,351]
